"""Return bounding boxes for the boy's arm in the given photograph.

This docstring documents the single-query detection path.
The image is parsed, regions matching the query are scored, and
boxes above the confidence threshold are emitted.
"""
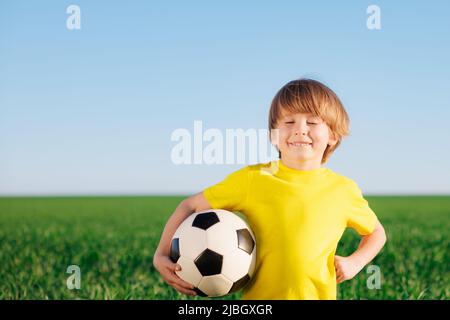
[153,192,211,296]
[335,220,387,284]
[154,192,211,257]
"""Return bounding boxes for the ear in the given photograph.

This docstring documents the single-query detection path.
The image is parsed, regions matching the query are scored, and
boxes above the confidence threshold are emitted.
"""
[270,128,280,147]
[328,131,338,147]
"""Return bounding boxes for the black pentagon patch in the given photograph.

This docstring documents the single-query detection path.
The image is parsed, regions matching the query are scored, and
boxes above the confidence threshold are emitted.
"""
[195,249,223,276]
[237,229,255,254]
[194,287,208,297]
[192,212,220,230]
[169,238,180,263]
[229,274,251,293]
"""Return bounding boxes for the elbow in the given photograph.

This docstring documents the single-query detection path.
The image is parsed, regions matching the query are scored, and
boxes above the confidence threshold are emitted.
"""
[377,222,387,246]
[179,194,201,213]
[180,192,211,213]
[179,197,194,212]
[369,220,387,246]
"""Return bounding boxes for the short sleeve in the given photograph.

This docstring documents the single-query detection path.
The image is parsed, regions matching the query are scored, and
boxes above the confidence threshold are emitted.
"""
[203,166,250,212]
[346,180,377,235]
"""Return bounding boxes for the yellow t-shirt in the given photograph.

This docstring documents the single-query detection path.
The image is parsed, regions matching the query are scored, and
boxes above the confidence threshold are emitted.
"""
[203,160,377,300]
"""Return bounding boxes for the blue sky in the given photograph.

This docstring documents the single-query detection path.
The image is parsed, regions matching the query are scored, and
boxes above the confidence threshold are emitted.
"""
[1,0,449,195]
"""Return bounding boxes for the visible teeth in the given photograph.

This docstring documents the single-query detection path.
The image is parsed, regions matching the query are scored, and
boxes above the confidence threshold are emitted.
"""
[290,143,311,147]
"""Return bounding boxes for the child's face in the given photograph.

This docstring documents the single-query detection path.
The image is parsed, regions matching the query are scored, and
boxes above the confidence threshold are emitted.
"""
[274,112,337,166]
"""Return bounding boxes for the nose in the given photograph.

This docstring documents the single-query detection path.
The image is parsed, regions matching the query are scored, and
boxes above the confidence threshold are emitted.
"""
[294,123,308,136]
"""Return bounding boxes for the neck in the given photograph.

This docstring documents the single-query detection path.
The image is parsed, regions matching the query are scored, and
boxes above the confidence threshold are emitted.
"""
[280,157,322,171]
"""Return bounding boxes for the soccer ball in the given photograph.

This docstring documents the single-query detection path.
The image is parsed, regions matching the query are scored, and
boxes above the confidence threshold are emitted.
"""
[169,209,256,297]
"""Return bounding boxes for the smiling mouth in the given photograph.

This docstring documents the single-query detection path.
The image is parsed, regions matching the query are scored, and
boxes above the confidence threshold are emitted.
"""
[288,142,312,147]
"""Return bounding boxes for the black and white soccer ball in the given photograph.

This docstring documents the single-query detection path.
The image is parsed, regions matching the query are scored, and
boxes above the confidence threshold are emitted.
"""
[169,209,256,297]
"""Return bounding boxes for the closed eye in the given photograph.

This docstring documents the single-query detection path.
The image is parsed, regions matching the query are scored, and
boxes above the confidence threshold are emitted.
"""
[285,121,294,124]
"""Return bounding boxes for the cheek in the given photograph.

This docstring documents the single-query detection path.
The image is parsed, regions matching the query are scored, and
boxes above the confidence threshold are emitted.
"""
[273,130,291,152]
[279,129,290,140]
[311,127,330,144]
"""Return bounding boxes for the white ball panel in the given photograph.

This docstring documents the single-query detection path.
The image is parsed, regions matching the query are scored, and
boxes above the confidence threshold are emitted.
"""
[176,256,203,287]
[214,210,249,230]
[198,274,234,297]
[214,210,256,244]
[206,222,238,255]
[221,247,253,282]
[178,225,207,260]
[173,212,197,239]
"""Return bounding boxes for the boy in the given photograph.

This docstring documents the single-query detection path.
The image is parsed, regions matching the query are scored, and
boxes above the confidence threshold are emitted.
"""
[153,79,387,299]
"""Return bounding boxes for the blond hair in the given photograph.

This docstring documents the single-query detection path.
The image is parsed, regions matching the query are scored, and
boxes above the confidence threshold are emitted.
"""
[269,79,350,164]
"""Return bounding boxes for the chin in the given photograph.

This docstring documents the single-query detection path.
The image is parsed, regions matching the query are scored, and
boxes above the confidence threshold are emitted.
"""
[283,153,313,162]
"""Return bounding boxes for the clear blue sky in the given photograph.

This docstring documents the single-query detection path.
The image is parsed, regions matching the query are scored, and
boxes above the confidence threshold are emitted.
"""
[1,0,449,195]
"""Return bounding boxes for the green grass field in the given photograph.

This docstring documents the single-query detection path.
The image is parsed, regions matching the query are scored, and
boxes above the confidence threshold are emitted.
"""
[0,196,448,300]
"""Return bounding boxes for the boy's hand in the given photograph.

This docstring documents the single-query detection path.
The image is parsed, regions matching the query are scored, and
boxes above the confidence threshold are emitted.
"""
[334,255,364,284]
[153,254,197,296]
